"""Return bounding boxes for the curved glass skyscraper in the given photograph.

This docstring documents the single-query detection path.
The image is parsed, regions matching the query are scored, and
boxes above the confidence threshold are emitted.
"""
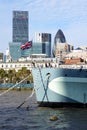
[53,29,73,58]
[53,29,67,57]
[54,29,66,44]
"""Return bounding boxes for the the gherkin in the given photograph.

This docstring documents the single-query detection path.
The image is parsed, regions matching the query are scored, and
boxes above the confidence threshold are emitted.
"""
[54,29,66,43]
[53,29,66,57]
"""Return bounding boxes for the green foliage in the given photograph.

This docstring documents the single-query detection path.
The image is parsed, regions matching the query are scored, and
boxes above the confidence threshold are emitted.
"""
[0,67,33,83]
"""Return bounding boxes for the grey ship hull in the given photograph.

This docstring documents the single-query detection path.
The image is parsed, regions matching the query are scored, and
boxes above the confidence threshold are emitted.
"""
[32,66,87,107]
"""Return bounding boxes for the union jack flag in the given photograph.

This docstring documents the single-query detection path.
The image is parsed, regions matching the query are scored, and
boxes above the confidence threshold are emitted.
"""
[20,41,32,50]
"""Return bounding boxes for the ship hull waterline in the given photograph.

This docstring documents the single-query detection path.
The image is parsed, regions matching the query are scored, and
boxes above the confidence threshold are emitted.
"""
[32,68,87,107]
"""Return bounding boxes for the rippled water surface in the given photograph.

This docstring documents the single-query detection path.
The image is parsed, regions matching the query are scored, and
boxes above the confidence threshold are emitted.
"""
[0,90,87,130]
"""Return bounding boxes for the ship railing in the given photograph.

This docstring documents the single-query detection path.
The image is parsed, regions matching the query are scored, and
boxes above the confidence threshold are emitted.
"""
[31,62,87,69]
[59,64,87,69]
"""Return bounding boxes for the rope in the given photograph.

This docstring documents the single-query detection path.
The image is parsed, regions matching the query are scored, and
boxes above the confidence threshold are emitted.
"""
[38,67,49,102]
[17,88,35,109]
[0,75,30,97]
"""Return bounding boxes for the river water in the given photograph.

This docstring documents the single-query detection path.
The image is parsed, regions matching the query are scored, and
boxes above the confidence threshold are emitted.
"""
[0,90,87,130]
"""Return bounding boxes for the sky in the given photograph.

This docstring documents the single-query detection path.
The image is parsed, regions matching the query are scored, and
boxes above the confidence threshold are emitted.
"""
[0,0,87,53]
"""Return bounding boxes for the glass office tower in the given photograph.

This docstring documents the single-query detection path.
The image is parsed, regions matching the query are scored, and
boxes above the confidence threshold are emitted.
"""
[9,11,29,61]
[35,33,51,57]
[13,11,28,44]
[53,29,73,57]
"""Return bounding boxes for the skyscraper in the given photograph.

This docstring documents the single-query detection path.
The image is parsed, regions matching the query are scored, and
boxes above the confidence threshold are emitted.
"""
[53,29,73,58]
[9,11,29,61]
[12,11,29,43]
[35,32,51,57]
[54,29,66,44]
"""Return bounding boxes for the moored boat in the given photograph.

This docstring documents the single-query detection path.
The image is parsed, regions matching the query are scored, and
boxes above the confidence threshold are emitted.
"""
[32,60,87,107]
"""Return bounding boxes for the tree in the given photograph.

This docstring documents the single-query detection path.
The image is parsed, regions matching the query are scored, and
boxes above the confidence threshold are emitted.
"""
[0,67,33,83]
[16,67,32,83]
[0,69,7,83]
[7,69,16,83]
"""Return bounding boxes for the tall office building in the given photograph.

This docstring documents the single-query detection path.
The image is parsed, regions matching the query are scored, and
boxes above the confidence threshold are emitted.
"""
[9,11,29,61]
[53,29,73,58]
[54,29,66,44]
[12,11,29,43]
[35,32,51,57]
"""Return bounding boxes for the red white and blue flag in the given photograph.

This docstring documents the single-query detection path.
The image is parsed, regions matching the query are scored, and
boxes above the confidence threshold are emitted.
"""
[20,41,32,50]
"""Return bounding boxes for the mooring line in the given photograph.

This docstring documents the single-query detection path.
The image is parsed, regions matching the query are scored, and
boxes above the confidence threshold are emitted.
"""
[17,88,35,109]
[0,75,30,97]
